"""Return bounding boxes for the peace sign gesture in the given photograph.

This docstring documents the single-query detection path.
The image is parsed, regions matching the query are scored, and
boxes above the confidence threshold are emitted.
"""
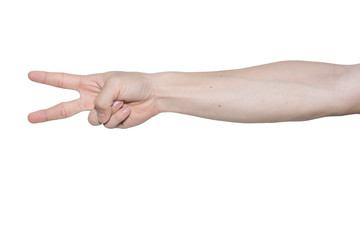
[28,71,160,129]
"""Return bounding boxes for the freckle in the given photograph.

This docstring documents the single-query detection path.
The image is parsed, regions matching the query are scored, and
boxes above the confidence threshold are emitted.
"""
[209,86,213,88]
[218,105,221,108]
[220,74,223,78]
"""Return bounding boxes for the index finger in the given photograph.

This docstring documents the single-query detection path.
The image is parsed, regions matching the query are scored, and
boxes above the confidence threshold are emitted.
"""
[28,71,81,90]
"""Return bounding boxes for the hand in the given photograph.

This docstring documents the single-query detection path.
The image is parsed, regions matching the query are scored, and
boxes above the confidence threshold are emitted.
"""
[28,71,159,128]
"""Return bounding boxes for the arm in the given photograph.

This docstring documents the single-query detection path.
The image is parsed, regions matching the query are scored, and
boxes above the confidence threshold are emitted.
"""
[28,61,357,128]
[153,61,354,123]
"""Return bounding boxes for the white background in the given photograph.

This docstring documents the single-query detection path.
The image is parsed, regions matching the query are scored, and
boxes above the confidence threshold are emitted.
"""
[0,0,359,239]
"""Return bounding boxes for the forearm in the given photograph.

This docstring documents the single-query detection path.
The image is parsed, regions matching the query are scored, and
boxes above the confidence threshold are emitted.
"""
[153,61,354,123]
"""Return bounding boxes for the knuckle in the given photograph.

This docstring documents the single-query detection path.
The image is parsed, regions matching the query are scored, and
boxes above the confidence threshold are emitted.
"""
[107,76,119,84]
[57,72,65,88]
[94,99,108,110]
[105,76,122,88]
[59,102,68,118]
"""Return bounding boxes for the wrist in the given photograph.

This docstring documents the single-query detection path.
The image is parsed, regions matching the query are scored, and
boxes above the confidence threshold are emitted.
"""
[151,71,183,114]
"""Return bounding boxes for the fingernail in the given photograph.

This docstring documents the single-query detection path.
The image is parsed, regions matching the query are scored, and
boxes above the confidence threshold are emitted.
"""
[98,112,106,122]
[122,107,130,115]
[113,101,121,108]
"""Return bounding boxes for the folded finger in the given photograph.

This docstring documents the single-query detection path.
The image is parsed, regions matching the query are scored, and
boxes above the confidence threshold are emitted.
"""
[104,106,131,129]
[112,100,123,112]
[28,99,82,123]
[94,78,120,123]
[88,101,123,126]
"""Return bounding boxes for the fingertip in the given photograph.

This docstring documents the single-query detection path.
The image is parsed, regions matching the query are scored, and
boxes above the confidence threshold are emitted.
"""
[97,110,111,124]
[122,106,131,115]
[88,110,101,126]
[94,100,112,124]
[28,71,37,78]
[28,71,46,83]
[112,100,124,112]
[27,113,34,123]
[28,110,46,123]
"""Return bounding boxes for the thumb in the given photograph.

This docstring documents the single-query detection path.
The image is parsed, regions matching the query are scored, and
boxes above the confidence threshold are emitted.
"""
[94,78,120,123]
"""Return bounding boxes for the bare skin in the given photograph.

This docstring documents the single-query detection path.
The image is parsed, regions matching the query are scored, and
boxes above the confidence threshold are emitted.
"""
[28,61,359,128]
[27,71,158,128]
